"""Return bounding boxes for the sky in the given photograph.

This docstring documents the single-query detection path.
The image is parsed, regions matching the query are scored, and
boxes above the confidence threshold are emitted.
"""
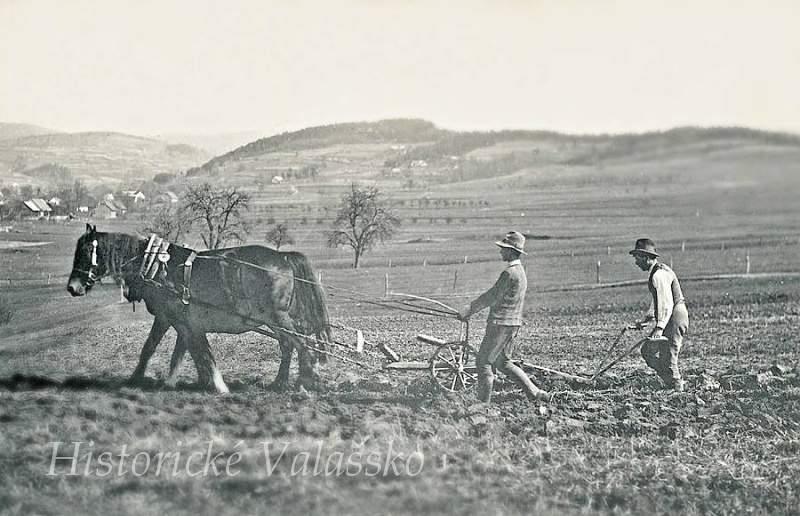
[1,0,799,137]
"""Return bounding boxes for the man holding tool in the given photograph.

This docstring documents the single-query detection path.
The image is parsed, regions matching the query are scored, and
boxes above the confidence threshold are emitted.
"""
[457,231,549,403]
[630,238,689,391]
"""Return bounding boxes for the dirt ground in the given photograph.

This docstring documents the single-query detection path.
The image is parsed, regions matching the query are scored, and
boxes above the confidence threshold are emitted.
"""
[1,276,799,515]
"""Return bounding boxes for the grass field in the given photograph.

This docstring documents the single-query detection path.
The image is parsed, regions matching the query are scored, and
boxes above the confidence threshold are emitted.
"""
[1,146,800,515]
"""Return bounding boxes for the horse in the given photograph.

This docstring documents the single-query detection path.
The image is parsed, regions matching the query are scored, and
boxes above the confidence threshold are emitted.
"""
[67,224,331,394]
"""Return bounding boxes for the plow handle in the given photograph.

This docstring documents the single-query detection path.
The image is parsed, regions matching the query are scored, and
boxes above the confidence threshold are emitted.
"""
[591,336,667,380]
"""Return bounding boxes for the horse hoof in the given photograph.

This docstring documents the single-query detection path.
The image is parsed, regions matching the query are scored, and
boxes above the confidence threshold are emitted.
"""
[296,377,322,392]
[125,375,145,387]
[162,380,178,391]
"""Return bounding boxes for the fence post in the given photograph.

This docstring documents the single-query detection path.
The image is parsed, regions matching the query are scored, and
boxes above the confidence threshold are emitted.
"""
[384,273,389,298]
[356,330,365,353]
[453,270,458,290]
[423,258,427,267]
[746,252,751,275]
[388,258,392,268]
[607,246,611,256]
[669,256,673,268]
[47,273,51,285]
[681,241,685,252]
[120,283,125,303]
[596,261,601,284]
[464,256,468,264]
[318,271,322,284]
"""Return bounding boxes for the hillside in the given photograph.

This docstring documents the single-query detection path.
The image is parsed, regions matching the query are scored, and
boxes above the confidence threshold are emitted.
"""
[0,131,209,187]
[0,122,60,141]
[184,119,800,193]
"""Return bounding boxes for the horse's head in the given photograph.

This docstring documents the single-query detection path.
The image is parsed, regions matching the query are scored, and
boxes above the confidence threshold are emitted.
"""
[67,224,103,296]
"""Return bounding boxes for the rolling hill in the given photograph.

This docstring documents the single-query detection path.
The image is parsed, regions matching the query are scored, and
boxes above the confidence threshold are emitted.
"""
[0,130,209,188]
[0,122,60,141]
[184,119,800,192]
[3,118,799,207]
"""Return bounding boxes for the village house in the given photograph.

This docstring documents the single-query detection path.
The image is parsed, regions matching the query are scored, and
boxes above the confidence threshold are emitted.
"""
[95,198,127,219]
[23,198,52,219]
[154,191,179,205]
[123,190,147,204]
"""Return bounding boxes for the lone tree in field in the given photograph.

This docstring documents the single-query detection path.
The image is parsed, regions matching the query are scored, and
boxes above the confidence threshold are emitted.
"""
[141,205,192,243]
[326,184,400,269]
[265,222,294,249]
[183,183,251,249]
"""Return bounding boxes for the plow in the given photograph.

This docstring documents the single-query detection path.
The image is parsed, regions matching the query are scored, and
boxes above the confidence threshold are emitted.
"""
[317,292,661,395]
[380,320,661,394]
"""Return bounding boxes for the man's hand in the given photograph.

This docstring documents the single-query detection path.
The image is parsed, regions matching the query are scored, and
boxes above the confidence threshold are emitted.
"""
[457,308,471,322]
[649,327,664,339]
[631,321,647,331]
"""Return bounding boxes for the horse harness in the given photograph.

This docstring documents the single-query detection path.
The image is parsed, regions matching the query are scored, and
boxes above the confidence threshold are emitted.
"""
[137,234,196,305]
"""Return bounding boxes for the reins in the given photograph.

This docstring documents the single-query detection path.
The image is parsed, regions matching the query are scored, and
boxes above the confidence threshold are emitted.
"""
[190,253,460,320]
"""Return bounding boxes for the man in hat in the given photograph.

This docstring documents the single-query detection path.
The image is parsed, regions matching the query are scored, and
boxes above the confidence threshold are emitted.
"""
[457,231,549,403]
[630,238,689,391]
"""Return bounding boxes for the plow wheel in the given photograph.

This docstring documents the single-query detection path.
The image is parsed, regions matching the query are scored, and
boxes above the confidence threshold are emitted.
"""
[429,341,479,393]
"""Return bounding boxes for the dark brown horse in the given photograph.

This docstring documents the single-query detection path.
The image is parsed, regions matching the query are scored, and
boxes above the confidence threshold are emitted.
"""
[67,224,331,393]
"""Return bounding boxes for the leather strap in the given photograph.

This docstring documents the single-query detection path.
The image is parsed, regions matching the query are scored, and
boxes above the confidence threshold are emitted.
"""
[181,251,197,305]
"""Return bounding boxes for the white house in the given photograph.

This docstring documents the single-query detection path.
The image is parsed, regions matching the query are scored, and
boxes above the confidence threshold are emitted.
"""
[128,191,147,203]
[23,198,52,219]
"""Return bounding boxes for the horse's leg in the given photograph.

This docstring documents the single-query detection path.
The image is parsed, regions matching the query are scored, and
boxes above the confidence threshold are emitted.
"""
[129,317,170,384]
[187,331,229,394]
[263,331,293,392]
[275,312,320,391]
[164,331,188,389]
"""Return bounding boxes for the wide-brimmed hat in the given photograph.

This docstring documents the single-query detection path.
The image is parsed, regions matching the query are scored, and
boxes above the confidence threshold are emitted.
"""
[629,238,659,257]
[495,231,527,255]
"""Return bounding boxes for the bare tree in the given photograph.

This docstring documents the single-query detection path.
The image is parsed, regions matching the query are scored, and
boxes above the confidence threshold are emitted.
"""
[265,222,294,250]
[326,183,400,269]
[0,201,20,222]
[183,183,250,249]
[141,205,192,243]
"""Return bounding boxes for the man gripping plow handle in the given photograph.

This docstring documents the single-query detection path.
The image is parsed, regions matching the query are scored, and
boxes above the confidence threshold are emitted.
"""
[457,231,550,403]
[454,233,689,403]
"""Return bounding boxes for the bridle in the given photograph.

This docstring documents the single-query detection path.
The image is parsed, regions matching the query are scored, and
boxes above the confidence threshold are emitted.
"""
[71,239,100,288]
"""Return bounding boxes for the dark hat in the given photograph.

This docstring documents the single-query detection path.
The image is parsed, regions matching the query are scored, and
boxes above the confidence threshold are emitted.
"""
[495,231,527,255]
[629,238,659,257]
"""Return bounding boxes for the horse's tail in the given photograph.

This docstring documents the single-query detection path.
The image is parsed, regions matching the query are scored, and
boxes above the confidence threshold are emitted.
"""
[284,252,332,360]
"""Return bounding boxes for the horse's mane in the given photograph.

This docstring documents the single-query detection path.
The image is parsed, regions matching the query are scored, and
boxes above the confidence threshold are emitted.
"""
[97,232,148,281]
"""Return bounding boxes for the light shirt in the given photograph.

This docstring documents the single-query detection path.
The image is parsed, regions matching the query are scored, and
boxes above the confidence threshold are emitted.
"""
[646,262,685,329]
[468,259,527,326]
